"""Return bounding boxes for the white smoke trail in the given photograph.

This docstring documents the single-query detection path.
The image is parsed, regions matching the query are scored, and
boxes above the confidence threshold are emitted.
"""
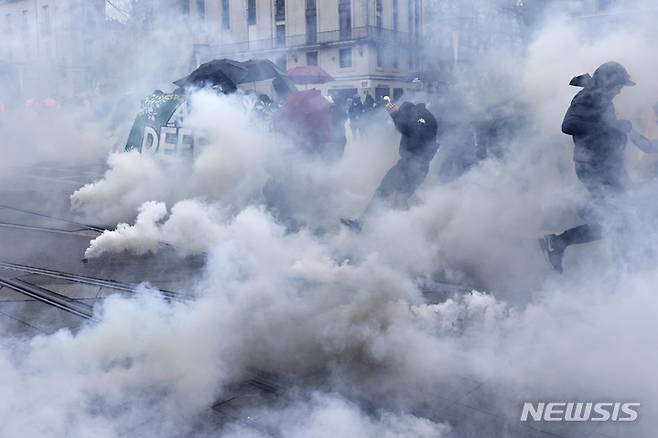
[84,200,168,258]
[4,1,658,437]
[84,199,227,258]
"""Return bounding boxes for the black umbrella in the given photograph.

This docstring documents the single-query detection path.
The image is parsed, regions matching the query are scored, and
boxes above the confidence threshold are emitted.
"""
[239,59,286,83]
[173,59,248,90]
[239,59,298,97]
[174,58,297,97]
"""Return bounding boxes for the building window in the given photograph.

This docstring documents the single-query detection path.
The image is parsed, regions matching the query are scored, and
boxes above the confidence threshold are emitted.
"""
[338,0,351,40]
[392,0,399,32]
[196,0,205,24]
[40,6,51,36]
[21,10,28,33]
[375,0,382,31]
[415,0,421,36]
[339,48,352,68]
[376,44,383,67]
[393,55,399,69]
[181,0,190,15]
[85,4,97,28]
[306,51,318,66]
[4,14,11,35]
[222,0,230,29]
[306,0,317,44]
[375,86,389,101]
[408,0,413,33]
[275,0,285,21]
[276,24,286,47]
[247,0,256,25]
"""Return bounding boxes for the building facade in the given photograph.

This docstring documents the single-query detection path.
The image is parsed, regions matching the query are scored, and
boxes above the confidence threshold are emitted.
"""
[418,0,630,83]
[0,0,105,100]
[184,0,425,101]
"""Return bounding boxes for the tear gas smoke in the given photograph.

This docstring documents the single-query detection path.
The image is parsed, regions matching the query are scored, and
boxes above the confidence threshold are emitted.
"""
[2,1,658,437]
[71,90,400,226]
[84,199,226,258]
[0,106,115,171]
[5,204,658,436]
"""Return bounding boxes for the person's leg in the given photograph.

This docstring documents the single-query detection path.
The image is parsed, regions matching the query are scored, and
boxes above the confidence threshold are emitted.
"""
[360,158,430,219]
[263,178,300,232]
[555,223,603,248]
[540,164,606,273]
[393,159,431,209]
[363,160,406,216]
[341,160,405,231]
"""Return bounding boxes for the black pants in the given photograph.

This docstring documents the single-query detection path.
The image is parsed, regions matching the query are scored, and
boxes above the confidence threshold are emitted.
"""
[554,162,626,250]
[263,178,300,232]
[363,156,432,217]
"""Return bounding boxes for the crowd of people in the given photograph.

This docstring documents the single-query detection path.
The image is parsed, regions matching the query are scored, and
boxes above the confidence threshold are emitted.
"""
[283,61,658,275]
[5,60,658,275]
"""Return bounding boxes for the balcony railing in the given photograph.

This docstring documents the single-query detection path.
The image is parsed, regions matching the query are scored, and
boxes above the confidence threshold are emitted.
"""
[207,26,412,56]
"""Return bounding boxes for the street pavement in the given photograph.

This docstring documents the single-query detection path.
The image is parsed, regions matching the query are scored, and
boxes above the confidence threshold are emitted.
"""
[0,161,202,335]
[0,161,623,438]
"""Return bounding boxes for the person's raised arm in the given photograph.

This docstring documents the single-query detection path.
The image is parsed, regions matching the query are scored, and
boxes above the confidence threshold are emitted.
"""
[630,129,658,153]
[389,102,414,136]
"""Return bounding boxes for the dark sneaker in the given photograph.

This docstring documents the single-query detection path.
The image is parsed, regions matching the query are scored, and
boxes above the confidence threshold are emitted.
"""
[340,218,362,232]
[539,234,564,274]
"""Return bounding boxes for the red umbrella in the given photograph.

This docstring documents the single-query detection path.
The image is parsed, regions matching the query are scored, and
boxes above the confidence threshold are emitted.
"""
[274,89,332,151]
[287,66,334,85]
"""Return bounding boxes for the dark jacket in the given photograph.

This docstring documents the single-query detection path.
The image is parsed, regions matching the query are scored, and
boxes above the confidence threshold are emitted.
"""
[390,102,439,161]
[363,94,375,112]
[562,88,627,170]
[348,96,363,121]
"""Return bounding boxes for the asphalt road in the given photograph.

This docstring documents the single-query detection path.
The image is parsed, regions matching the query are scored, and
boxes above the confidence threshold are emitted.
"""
[0,161,623,438]
[0,161,203,334]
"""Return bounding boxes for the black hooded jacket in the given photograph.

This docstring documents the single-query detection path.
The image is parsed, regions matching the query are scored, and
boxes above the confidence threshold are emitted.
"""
[562,85,627,170]
[390,102,439,162]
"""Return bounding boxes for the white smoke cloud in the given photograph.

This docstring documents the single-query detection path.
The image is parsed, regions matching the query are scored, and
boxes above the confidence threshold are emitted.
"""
[5,200,658,436]
[221,393,451,438]
[84,199,227,258]
[70,89,400,227]
[69,91,267,225]
[72,153,174,225]
[4,1,658,437]
[0,106,116,171]
[84,200,168,258]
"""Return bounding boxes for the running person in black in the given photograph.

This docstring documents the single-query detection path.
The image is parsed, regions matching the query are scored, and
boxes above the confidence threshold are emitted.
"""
[540,62,651,273]
[342,100,439,231]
